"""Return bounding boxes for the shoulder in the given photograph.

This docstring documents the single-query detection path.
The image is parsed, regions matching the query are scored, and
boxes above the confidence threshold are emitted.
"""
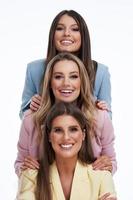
[27,59,45,74]
[95,109,110,129]
[96,62,110,78]
[18,169,38,195]
[21,110,35,131]
[87,164,112,180]
[97,62,109,72]
[21,169,38,181]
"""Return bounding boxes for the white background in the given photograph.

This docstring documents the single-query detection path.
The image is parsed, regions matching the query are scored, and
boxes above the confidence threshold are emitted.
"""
[0,0,133,199]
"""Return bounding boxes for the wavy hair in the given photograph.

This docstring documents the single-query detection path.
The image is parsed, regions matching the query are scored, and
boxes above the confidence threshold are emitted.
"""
[35,102,96,200]
[34,52,97,141]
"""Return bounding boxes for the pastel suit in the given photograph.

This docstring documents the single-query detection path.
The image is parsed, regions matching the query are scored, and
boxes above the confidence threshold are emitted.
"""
[14,109,117,176]
[16,161,116,200]
[20,59,112,118]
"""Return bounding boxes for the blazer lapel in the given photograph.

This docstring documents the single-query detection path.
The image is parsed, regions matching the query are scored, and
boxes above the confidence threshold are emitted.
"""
[70,161,92,200]
[50,161,94,200]
[50,162,66,200]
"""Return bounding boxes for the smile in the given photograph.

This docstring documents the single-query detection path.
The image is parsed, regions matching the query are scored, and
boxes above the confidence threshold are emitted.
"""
[60,40,74,45]
[59,89,74,97]
[60,144,73,149]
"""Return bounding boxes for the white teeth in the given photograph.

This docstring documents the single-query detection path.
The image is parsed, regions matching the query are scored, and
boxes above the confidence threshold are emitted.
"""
[61,144,73,149]
[61,90,73,93]
[61,40,73,44]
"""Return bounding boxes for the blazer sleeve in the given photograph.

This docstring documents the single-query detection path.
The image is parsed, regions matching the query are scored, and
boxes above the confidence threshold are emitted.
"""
[97,65,112,118]
[14,116,30,176]
[100,111,117,174]
[16,169,37,200]
[99,171,117,198]
[19,64,37,119]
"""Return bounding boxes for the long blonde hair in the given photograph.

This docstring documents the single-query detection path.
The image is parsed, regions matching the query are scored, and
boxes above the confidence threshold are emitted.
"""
[34,52,97,140]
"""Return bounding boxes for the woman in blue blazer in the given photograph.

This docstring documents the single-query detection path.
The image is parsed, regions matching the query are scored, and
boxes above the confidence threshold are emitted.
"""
[20,10,111,118]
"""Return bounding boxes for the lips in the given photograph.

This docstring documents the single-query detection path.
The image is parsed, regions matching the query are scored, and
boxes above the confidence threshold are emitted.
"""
[60,144,73,149]
[60,39,74,46]
[59,89,74,97]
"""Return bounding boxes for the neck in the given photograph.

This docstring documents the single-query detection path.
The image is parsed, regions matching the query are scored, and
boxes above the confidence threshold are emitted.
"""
[55,157,77,176]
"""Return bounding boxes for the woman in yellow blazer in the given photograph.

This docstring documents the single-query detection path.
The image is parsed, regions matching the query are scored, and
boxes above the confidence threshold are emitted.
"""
[16,102,116,200]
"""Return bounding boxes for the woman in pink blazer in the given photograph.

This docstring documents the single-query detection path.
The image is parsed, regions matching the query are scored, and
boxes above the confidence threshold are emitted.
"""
[15,53,116,176]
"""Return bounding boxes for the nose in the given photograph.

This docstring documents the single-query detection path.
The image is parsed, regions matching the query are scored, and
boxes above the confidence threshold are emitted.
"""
[64,28,70,36]
[63,131,70,140]
[63,77,70,86]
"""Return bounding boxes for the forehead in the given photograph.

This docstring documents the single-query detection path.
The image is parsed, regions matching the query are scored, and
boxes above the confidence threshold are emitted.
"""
[52,115,81,127]
[58,14,78,25]
[52,60,79,72]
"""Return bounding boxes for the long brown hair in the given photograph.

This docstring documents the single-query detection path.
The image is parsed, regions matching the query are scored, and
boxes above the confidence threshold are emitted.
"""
[35,102,96,200]
[34,52,96,141]
[42,10,97,93]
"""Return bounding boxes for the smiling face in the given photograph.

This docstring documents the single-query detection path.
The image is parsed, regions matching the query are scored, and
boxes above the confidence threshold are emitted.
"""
[49,115,85,161]
[54,14,81,53]
[51,59,81,103]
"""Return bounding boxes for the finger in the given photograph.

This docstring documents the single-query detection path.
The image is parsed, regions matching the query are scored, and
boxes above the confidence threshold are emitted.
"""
[20,165,28,170]
[23,161,37,169]
[24,157,40,168]
[27,159,39,168]
[93,164,112,171]
[93,159,112,167]
[101,166,113,172]
[97,103,108,109]
[92,156,108,166]
[99,193,111,200]
[93,159,112,170]
[32,98,41,105]
[30,102,39,110]
[34,94,42,100]
[30,104,38,111]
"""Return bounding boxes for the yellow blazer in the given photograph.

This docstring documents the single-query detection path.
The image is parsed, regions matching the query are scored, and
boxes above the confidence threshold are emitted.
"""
[16,161,116,200]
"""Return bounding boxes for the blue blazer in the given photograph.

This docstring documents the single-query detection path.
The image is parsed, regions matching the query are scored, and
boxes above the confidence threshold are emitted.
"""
[20,59,111,118]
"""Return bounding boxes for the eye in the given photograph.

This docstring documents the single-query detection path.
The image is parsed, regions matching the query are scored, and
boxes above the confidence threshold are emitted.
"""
[69,127,78,132]
[56,26,64,31]
[71,27,80,32]
[54,75,63,79]
[53,127,63,133]
[70,74,79,79]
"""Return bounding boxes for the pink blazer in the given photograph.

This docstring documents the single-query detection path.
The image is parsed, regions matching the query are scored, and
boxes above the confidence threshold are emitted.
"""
[14,109,117,176]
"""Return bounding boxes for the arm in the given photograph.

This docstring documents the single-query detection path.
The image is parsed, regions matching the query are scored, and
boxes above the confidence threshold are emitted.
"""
[92,111,117,174]
[16,169,37,200]
[99,111,117,174]
[99,171,117,199]
[14,116,30,176]
[97,66,112,118]
[19,64,37,119]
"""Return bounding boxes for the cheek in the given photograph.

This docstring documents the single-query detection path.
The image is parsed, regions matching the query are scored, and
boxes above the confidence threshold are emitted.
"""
[76,80,81,90]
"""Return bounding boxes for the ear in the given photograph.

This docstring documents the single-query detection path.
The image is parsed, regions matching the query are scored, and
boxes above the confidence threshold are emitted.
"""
[82,129,86,141]
[49,134,51,142]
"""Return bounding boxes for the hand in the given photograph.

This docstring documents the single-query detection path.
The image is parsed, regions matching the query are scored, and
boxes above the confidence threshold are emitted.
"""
[21,156,40,170]
[92,155,113,172]
[30,94,42,111]
[96,100,110,112]
[99,193,117,200]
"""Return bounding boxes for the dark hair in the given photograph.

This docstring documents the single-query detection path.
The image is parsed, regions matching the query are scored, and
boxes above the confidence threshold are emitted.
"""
[43,10,97,93]
[35,102,95,200]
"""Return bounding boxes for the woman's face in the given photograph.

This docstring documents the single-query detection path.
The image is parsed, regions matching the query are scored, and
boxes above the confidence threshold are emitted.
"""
[49,115,85,161]
[51,59,81,103]
[54,14,81,53]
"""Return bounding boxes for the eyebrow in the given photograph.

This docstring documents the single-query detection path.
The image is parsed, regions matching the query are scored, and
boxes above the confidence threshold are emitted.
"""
[57,23,78,26]
[69,125,80,128]
[53,71,79,74]
[52,125,80,129]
